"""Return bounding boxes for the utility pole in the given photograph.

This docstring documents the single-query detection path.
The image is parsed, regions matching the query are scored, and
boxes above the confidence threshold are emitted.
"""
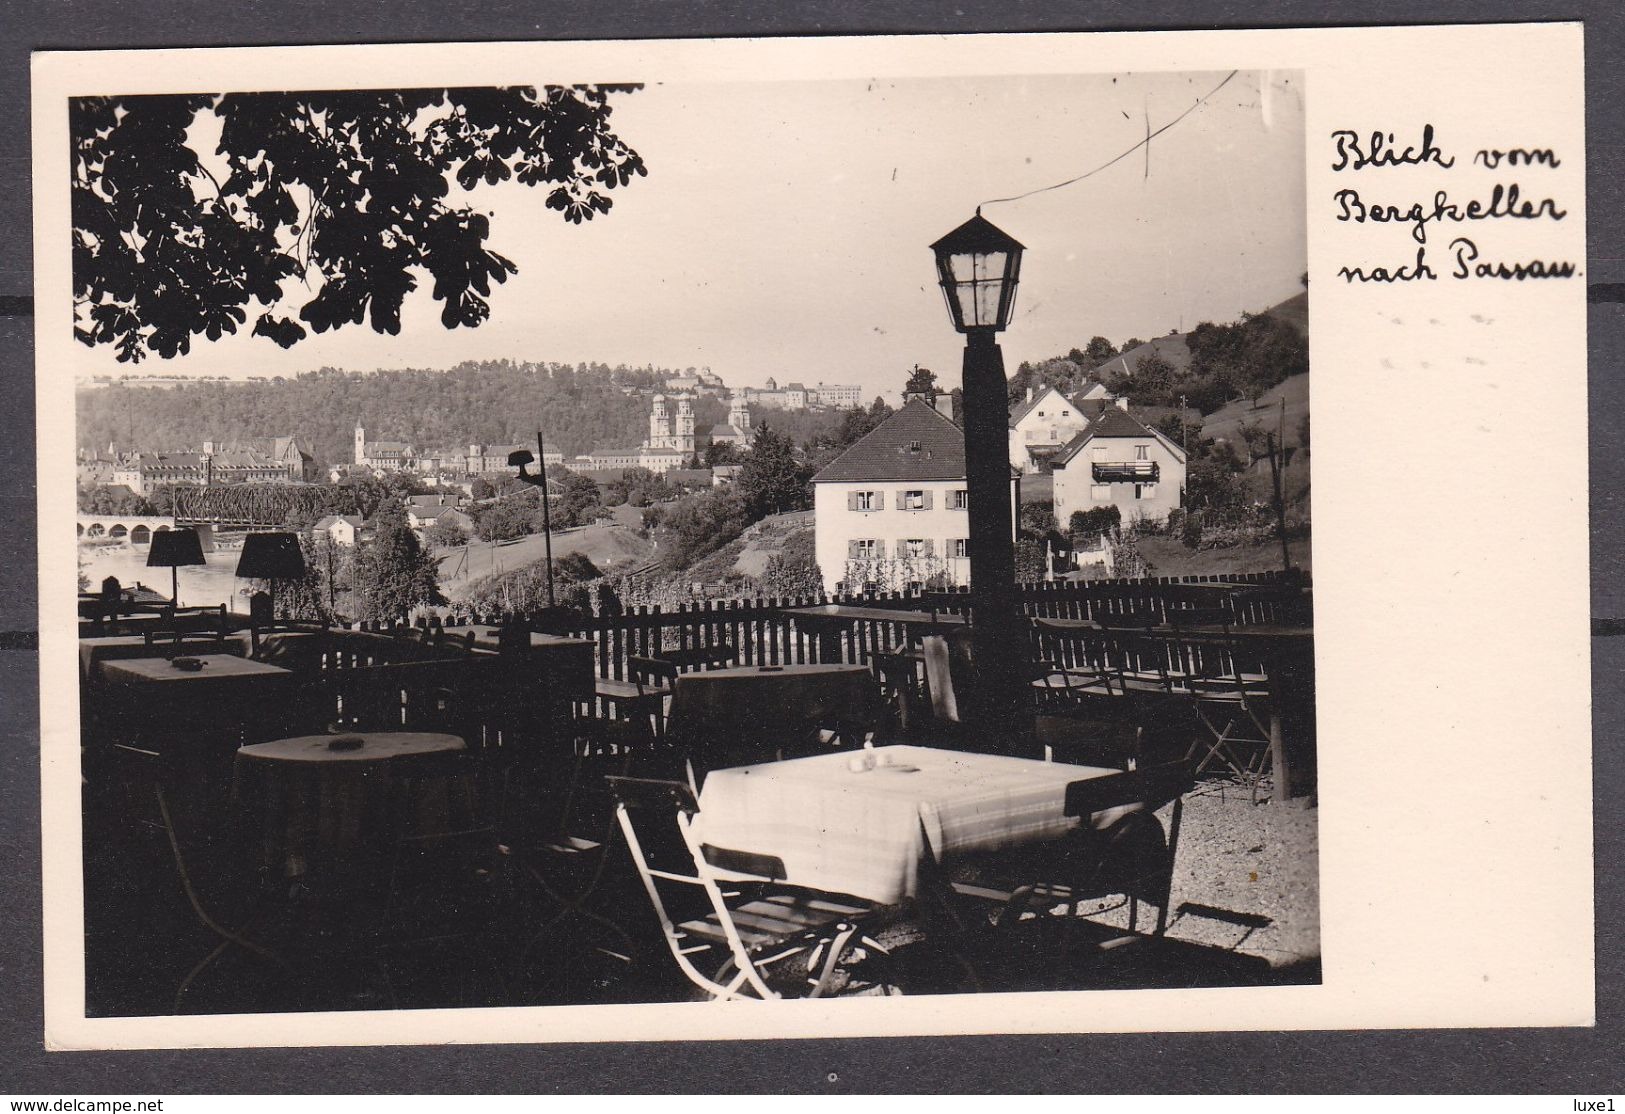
[1268,397,1291,571]
[537,429,556,608]
[1179,393,1188,453]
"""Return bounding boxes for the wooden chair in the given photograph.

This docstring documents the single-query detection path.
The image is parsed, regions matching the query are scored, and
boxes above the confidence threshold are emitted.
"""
[1167,608,1274,802]
[948,760,1194,944]
[104,741,297,1012]
[143,604,232,656]
[607,775,899,1000]
[652,642,737,673]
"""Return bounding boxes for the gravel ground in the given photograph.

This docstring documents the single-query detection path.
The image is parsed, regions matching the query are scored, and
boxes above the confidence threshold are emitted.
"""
[1102,781,1320,970]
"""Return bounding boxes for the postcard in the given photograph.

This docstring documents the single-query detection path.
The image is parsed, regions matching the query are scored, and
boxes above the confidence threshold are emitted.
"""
[32,22,1591,1050]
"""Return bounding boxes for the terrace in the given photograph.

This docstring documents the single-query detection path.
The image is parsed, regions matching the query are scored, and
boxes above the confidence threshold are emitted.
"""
[77,568,1317,1014]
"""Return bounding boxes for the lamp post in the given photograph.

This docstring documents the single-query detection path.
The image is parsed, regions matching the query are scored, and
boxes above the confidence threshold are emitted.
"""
[930,211,1027,731]
[509,433,556,608]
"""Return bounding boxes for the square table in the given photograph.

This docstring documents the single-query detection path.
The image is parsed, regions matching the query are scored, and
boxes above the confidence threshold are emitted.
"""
[79,632,251,682]
[693,744,1130,906]
[101,653,292,689]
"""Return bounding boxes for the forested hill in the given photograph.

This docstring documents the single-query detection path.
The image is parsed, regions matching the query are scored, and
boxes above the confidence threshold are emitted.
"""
[75,360,852,467]
[1008,288,1309,415]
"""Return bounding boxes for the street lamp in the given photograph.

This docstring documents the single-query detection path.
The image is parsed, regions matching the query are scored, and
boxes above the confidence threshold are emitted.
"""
[509,434,556,609]
[931,211,1026,732]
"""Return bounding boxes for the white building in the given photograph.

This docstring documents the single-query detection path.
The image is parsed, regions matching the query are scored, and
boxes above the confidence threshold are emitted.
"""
[313,514,364,548]
[811,396,1018,595]
[353,424,416,472]
[807,382,864,409]
[1051,407,1187,528]
[1008,385,1089,474]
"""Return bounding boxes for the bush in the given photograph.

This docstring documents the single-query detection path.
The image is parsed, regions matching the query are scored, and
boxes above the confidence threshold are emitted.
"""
[1068,505,1121,540]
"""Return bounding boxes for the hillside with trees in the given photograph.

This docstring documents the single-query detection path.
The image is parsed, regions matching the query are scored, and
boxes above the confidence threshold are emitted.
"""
[76,359,860,468]
[1008,286,1308,415]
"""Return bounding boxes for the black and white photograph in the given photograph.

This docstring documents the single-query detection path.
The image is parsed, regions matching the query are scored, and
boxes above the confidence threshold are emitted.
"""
[30,23,1592,1051]
[61,64,1315,1018]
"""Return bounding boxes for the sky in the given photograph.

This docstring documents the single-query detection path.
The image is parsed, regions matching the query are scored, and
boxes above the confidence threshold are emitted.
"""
[73,69,1306,395]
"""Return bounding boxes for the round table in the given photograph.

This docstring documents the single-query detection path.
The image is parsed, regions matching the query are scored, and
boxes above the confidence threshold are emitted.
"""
[235,732,472,889]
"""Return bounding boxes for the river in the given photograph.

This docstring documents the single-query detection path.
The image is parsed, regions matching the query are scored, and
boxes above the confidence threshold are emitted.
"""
[78,539,250,610]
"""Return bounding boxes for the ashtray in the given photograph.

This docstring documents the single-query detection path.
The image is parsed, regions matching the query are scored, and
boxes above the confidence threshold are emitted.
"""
[170,657,205,671]
[325,735,365,751]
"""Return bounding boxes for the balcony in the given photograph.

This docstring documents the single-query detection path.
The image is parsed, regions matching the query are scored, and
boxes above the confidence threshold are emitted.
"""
[1091,460,1159,483]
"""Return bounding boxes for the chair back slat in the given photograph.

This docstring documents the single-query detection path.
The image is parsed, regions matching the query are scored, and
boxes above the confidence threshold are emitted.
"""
[1063,760,1194,818]
[606,774,698,815]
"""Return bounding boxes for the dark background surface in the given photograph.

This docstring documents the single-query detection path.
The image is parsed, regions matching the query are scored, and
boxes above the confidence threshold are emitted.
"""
[2,0,1620,1094]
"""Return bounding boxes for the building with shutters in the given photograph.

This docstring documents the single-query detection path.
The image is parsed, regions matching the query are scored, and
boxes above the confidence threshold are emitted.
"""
[810,395,1019,595]
[1051,406,1187,527]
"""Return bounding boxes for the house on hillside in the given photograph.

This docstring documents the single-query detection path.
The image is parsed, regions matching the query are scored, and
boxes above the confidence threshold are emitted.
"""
[407,504,473,535]
[811,395,1018,595]
[1009,385,1093,474]
[313,514,364,548]
[1051,407,1186,528]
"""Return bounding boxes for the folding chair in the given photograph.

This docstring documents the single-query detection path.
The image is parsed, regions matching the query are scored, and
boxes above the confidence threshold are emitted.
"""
[1168,608,1274,803]
[948,760,1193,946]
[608,776,900,1000]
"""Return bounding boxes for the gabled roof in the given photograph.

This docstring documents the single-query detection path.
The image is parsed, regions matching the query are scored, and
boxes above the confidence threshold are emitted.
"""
[813,398,970,484]
[1053,407,1188,467]
[1007,384,1082,429]
[314,515,363,530]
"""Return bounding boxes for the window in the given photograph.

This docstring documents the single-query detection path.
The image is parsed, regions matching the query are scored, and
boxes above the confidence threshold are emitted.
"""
[857,490,877,511]
[900,490,929,511]
[852,539,879,558]
[849,490,881,511]
[950,538,970,558]
[1091,484,1112,501]
[949,489,969,510]
[1091,447,1108,462]
[901,538,927,559]
[1135,444,1149,460]
[1136,483,1158,500]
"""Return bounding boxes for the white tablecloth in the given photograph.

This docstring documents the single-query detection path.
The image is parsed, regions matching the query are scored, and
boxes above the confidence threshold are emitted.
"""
[694,744,1127,905]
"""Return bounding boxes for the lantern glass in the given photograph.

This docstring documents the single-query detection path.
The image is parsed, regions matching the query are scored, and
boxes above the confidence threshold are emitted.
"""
[931,214,1025,333]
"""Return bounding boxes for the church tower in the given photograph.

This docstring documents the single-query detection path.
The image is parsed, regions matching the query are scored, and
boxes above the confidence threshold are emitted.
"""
[354,423,367,466]
[648,394,670,449]
[676,397,695,454]
[729,396,751,438]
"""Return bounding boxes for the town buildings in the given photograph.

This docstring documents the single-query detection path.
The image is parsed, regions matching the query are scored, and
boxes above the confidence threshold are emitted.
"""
[810,395,1019,595]
[353,424,416,472]
[1050,406,1187,527]
[1007,385,1124,474]
[807,382,864,409]
[737,377,808,411]
[107,440,306,494]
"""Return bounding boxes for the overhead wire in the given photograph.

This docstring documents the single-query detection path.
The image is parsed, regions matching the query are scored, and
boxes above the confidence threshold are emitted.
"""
[977,70,1240,213]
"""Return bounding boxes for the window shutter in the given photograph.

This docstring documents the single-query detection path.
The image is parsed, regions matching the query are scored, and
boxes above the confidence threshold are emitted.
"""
[875,540,886,559]
[897,489,908,510]
[875,490,884,510]
[847,540,859,559]
[922,491,934,510]
[923,539,935,558]
[847,491,858,511]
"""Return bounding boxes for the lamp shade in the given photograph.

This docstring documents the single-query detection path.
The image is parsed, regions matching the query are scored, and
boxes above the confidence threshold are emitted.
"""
[235,531,307,580]
[146,527,206,569]
[930,213,1025,333]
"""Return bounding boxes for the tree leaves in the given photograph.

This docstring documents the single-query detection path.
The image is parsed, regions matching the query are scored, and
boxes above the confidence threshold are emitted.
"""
[71,85,645,361]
